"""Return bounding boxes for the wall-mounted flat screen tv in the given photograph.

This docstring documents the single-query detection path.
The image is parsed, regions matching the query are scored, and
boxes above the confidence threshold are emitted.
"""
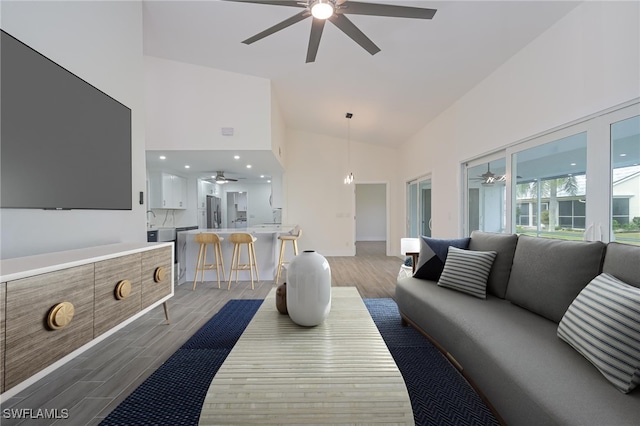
[1,29,132,210]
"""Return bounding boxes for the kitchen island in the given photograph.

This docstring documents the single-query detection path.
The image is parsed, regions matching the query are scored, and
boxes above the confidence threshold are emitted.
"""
[176,225,297,285]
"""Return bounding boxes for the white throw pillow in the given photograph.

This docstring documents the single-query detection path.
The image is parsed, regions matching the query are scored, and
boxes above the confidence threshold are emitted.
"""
[557,273,640,393]
[437,246,497,299]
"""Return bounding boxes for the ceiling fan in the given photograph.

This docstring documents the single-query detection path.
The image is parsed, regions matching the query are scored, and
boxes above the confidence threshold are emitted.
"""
[225,0,437,63]
[213,171,239,184]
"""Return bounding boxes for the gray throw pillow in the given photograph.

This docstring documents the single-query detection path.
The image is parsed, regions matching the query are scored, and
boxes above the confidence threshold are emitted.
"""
[557,273,640,393]
[413,236,470,281]
[437,246,497,298]
[469,231,518,299]
[505,236,606,323]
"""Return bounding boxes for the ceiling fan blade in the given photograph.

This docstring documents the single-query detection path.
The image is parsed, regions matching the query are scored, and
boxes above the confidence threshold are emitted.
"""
[338,1,437,19]
[242,10,310,45]
[224,0,306,9]
[306,18,326,63]
[328,14,380,56]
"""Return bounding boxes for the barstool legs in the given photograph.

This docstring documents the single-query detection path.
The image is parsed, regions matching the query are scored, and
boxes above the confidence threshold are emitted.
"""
[275,237,300,284]
[228,240,259,290]
[193,237,224,290]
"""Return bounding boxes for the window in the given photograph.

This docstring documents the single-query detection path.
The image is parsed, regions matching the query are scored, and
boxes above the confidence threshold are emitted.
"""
[461,101,639,244]
[513,132,587,240]
[611,115,640,245]
[466,157,506,234]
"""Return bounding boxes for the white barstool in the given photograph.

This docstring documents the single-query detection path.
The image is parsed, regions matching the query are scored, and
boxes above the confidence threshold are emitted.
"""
[275,227,302,284]
[193,233,225,290]
[228,233,259,290]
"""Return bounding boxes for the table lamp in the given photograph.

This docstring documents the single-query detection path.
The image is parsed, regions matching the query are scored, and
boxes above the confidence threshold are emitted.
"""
[400,238,420,273]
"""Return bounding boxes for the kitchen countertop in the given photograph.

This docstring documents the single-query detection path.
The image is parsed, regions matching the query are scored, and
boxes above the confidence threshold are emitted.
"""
[178,225,297,234]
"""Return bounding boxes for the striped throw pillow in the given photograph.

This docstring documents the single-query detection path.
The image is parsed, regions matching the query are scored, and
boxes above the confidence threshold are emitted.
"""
[437,246,497,299]
[557,273,640,393]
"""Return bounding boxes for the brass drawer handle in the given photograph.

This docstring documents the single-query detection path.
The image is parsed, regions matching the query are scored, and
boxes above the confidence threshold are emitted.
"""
[47,302,75,330]
[115,279,132,300]
[154,266,166,283]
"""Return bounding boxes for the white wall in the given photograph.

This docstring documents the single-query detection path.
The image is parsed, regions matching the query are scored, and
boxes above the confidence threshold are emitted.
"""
[356,184,387,241]
[144,56,272,151]
[392,1,640,256]
[284,128,397,256]
[0,1,146,259]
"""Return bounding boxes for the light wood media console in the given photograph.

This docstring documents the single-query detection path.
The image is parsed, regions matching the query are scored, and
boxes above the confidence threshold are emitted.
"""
[0,242,174,399]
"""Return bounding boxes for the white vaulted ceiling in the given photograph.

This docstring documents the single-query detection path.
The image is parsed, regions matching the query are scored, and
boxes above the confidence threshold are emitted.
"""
[142,0,580,178]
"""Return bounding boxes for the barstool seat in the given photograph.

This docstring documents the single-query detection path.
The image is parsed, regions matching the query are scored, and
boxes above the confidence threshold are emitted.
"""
[193,233,225,290]
[228,233,259,290]
[275,227,302,284]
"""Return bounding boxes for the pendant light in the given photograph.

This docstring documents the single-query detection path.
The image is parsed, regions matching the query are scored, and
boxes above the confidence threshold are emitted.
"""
[344,112,354,185]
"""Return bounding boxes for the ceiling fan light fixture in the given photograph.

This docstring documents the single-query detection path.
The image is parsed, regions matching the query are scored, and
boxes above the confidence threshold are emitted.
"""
[311,0,334,20]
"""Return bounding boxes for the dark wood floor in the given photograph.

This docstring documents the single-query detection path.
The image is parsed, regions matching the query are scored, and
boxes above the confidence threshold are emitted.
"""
[0,241,402,425]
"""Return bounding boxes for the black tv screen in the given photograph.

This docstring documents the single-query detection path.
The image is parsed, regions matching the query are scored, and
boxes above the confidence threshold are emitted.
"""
[1,29,132,210]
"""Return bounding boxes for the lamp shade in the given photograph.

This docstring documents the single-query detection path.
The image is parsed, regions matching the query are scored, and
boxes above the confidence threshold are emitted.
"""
[400,238,420,255]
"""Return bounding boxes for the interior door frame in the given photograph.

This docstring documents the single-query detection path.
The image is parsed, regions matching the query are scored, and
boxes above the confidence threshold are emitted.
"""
[353,181,390,256]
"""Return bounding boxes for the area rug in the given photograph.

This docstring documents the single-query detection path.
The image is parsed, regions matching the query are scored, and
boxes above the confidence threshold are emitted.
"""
[100,298,499,425]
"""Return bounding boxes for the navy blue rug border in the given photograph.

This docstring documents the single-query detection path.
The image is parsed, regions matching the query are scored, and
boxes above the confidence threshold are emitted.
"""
[100,298,499,426]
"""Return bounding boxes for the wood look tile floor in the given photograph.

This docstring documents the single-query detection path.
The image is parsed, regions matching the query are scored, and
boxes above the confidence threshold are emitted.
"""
[0,242,402,425]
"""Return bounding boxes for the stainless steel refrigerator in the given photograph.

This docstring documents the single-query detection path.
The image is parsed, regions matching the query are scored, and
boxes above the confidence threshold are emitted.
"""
[206,195,222,228]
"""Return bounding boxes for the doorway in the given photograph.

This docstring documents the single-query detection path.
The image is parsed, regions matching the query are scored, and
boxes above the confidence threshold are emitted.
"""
[226,191,248,228]
[355,183,388,256]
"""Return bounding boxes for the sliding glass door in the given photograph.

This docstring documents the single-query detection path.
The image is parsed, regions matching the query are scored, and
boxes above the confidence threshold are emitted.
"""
[611,114,640,245]
[465,156,506,235]
[407,176,432,238]
[461,101,639,245]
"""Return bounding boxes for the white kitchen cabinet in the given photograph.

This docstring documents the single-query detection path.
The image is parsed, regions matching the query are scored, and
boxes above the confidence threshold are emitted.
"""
[236,192,248,212]
[197,209,206,229]
[197,180,214,209]
[149,172,187,209]
[173,175,187,208]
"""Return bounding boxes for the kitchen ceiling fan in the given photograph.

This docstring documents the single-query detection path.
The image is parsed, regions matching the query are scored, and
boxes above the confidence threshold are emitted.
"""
[225,0,437,63]
[213,171,239,184]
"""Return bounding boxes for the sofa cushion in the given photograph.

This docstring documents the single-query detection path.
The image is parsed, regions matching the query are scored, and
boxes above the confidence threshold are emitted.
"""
[413,236,470,281]
[437,246,497,298]
[505,235,606,323]
[602,242,640,288]
[469,231,518,298]
[558,273,640,393]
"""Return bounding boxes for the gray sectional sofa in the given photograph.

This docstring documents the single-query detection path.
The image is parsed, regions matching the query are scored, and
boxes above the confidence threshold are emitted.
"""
[396,231,640,425]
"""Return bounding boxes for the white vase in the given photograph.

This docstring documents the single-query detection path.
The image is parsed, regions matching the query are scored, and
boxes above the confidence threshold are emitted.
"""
[286,250,332,326]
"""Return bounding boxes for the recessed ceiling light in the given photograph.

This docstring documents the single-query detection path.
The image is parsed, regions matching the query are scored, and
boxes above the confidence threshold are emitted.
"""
[159,155,166,160]
[185,165,190,169]
[620,153,627,157]
[234,155,240,160]
[570,163,577,166]
[260,175,265,178]
[267,180,271,183]
[246,164,252,168]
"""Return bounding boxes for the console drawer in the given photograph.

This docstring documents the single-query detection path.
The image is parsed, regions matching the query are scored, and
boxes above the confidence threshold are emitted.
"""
[94,253,142,337]
[4,265,94,389]
[141,246,172,309]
